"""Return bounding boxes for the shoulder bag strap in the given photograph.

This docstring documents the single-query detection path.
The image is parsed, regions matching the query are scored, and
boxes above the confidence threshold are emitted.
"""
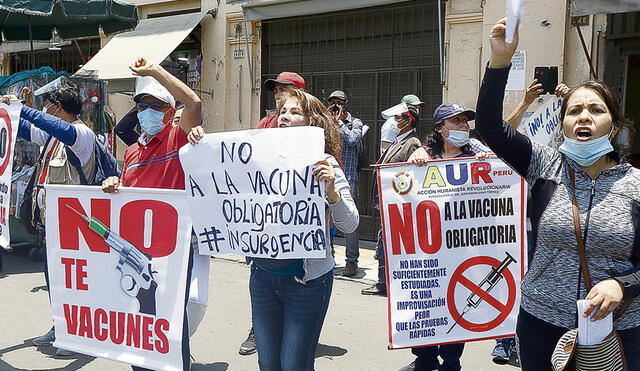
[568,166,631,320]
[568,167,592,291]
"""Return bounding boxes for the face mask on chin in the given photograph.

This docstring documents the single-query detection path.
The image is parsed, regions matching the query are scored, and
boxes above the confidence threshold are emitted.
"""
[558,128,615,167]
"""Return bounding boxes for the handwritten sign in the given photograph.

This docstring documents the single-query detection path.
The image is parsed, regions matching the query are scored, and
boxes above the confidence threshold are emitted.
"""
[179,127,327,259]
[523,96,563,147]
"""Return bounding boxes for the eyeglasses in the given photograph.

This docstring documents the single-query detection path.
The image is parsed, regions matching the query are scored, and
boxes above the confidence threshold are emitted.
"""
[136,102,170,111]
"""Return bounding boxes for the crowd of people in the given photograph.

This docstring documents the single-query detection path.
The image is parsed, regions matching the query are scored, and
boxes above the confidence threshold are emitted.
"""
[3,17,639,371]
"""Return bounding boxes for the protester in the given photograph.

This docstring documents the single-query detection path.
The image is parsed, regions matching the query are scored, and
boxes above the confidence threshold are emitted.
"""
[380,94,424,155]
[362,106,421,297]
[101,57,202,371]
[397,102,489,371]
[328,90,364,277]
[256,71,305,129]
[239,72,306,356]
[188,88,358,371]
[476,19,640,370]
[489,80,569,365]
[2,79,112,357]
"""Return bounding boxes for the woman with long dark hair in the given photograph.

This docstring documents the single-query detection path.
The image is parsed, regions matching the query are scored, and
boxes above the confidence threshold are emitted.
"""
[475,19,640,370]
[188,89,358,371]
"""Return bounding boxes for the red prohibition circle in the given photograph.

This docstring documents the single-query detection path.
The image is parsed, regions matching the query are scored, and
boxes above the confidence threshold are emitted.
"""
[0,108,12,176]
[446,255,516,333]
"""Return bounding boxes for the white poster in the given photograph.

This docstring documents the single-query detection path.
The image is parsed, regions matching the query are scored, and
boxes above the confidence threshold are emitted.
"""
[522,96,563,147]
[180,126,327,259]
[377,157,527,349]
[0,103,20,249]
[45,185,191,371]
[506,50,526,91]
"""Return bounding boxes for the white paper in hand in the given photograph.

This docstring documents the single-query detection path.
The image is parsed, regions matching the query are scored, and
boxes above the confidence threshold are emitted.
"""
[505,0,525,44]
[577,299,613,345]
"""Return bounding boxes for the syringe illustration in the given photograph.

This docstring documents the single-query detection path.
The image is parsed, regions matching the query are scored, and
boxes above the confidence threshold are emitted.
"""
[447,252,517,334]
[66,205,157,316]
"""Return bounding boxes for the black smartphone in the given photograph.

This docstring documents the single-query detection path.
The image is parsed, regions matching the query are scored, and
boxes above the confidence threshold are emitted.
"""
[534,66,559,94]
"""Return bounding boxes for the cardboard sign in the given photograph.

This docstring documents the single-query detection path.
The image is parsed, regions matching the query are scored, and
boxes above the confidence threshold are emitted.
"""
[377,157,527,349]
[45,185,191,371]
[523,96,563,147]
[179,126,327,259]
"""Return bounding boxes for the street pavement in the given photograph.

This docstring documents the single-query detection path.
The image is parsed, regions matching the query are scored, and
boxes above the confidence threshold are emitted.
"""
[0,240,520,370]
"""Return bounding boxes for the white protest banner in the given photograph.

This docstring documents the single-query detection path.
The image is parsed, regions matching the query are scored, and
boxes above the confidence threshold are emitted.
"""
[522,96,563,147]
[0,102,20,249]
[377,157,527,349]
[179,126,327,259]
[506,50,526,91]
[45,185,191,371]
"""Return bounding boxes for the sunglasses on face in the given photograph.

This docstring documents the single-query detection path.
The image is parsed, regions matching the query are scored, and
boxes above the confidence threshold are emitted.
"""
[136,102,170,111]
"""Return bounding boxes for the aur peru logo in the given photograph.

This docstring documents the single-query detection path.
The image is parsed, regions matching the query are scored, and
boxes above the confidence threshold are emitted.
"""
[392,171,414,195]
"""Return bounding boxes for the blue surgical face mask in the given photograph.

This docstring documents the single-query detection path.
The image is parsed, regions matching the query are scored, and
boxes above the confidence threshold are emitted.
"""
[137,108,166,135]
[444,129,470,147]
[558,130,614,167]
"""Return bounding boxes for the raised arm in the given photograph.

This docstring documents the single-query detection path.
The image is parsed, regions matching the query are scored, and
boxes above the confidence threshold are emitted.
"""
[506,79,543,128]
[339,118,363,145]
[474,19,532,177]
[129,58,201,135]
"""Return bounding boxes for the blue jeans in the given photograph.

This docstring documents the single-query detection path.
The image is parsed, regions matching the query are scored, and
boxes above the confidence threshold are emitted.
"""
[516,307,640,370]
[412,343,465,371]
[250,266,334,371]
[345,181,359,263]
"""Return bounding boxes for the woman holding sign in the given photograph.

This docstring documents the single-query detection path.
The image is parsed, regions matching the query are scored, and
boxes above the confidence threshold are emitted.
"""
[187,89,358,371]
[401,103,489,371]
[475,19,640,370]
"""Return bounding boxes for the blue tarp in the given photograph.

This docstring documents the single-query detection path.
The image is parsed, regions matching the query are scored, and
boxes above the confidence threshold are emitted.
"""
[0,66,66,90]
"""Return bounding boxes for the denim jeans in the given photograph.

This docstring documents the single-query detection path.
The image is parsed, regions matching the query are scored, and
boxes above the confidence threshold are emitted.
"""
[345,181,359,263]
[250,265,334,371]
[516,307,640,370]
[412,343,465,371]
[374,228,386,289]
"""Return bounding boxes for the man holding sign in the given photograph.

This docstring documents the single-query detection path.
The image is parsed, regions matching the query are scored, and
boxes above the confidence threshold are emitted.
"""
[102,57,203,371]
[184,89,359,371]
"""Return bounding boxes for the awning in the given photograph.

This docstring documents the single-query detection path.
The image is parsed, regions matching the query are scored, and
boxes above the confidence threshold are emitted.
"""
[77,11,206,81]
[0,40,70,53]
[571,0,640,16]
[243,0,411,21]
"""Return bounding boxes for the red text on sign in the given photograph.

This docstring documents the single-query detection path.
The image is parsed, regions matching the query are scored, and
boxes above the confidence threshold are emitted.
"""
[388,200,442,255]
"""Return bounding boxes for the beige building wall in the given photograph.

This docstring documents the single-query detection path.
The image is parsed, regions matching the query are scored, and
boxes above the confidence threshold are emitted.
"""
[104,0,608,146]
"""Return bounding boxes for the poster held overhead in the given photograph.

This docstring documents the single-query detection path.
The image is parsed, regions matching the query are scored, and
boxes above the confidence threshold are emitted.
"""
[505,0,525,44]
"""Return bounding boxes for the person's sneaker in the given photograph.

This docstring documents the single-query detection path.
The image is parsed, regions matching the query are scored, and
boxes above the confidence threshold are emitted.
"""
[238,329,256,355]
[343,262,358,277]
[491,340,512,364]
[32,328,55,346]
[361,283,387,296]
[55,348,75,357]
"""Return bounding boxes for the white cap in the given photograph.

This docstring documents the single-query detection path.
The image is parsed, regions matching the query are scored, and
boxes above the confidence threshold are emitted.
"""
[381,103,408,119]
[133,76,176,108]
